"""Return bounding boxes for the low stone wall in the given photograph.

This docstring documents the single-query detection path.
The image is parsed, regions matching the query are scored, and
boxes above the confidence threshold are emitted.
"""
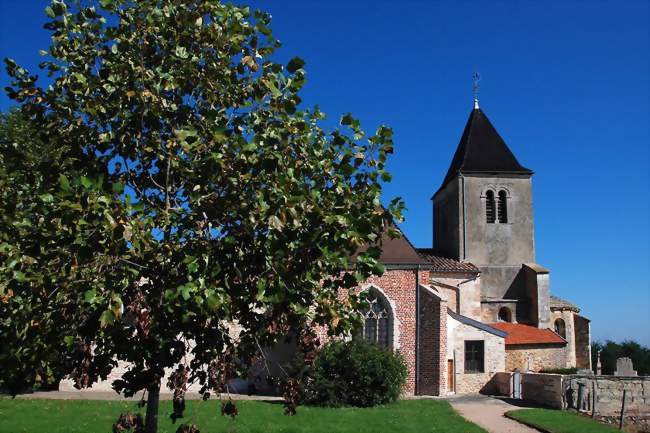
[564,375,650,419]
[489,373,650,427]
[486,372,512,396]
[521,373,564,408]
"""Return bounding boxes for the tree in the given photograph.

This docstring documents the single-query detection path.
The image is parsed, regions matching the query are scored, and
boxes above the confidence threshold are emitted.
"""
[592,340,650,376]
[0,1,403,432]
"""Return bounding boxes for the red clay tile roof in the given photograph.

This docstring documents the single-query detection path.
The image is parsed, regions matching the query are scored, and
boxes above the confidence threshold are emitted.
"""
[416,248,480,273]
[490,322,567,346]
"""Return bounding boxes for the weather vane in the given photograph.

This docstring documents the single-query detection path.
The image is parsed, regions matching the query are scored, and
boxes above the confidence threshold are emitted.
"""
[472,72,481,109]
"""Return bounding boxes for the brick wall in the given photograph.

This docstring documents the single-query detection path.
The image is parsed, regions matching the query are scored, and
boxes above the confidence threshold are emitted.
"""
[417,289,447,395]
[505,344,567,372]
[317,269,435,395]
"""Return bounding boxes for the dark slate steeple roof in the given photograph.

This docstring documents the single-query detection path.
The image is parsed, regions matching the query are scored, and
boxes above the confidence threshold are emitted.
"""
[436,107,532,195]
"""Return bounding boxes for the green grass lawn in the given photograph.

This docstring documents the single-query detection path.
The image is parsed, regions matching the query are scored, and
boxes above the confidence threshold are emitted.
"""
[0,398,487,433]
[506,408,621,433]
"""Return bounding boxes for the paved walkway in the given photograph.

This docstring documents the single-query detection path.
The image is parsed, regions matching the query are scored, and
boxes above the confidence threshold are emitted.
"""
[449,394,541,433]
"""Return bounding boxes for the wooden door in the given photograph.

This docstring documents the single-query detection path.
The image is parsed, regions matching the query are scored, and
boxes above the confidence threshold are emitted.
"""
[447,360,454,392]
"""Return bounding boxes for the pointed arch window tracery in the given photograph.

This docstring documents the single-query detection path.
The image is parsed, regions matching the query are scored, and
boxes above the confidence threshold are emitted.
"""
[362,289,392,349]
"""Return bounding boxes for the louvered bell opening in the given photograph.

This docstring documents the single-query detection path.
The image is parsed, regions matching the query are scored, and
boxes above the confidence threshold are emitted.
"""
[497,190,508,223]
[486,190,496,224]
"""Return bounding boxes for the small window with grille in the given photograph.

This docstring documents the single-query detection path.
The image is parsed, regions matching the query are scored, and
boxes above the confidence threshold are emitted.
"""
[362,290,392,348]
[464,340,485,373]
[497,190,508,223]
[485,190,496,224]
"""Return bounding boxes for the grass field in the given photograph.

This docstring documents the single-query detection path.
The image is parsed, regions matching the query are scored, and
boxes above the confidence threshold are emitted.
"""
[506,408,621,433]
[0,398,487,433]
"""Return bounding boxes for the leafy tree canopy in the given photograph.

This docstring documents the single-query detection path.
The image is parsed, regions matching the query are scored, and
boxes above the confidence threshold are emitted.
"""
[592,340,650,376]
[0,1,402,431]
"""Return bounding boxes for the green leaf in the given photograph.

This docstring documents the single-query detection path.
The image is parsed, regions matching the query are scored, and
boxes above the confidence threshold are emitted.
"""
[268,215,283,231]
[112,182,124,194]
[287,57,305,73]
[59,174,70,192]
[263,78,281,97]
[84,289,96,303]
[175,46,189,59]
[256,279,266,301]
[13,271,26,282]
[80,176,93,188]
[99,310,115,327]
[45,6,55,18]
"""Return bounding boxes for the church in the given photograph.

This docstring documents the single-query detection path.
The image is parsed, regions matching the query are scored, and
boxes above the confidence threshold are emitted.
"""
[60,101,593,398]
[352,100,592,396]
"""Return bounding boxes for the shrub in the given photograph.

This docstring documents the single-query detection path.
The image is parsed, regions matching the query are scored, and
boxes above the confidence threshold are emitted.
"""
[297,339,407,407]
[539,367,578,375]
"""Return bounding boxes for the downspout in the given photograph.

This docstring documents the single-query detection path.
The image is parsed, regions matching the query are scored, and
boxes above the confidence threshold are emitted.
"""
[415,264,420,395]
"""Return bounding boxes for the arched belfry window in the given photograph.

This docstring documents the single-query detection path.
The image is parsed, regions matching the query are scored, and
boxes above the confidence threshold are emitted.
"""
[485,190,496,224]
[497,190,508,223]
[362,289,392,348]
[554,318,566,339]
[498,307,512,323]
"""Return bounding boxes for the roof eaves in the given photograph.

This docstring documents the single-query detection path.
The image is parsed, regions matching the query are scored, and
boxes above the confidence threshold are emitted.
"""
[448,309,507,338]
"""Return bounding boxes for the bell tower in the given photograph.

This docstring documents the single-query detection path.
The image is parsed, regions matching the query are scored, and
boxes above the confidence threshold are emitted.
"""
[432,101,544,324]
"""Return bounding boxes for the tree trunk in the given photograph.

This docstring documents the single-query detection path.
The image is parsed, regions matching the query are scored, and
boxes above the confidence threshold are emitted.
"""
[145,382,160,433]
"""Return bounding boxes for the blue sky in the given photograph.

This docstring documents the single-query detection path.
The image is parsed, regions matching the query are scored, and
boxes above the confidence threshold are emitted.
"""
[1,1,648,345]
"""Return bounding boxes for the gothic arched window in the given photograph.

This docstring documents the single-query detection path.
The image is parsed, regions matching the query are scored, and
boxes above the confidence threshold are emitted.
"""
[497,190,508,223]
[498,307,512,323]
[485,190,496,224]
[362,289,392,348]
[554,318,566,339]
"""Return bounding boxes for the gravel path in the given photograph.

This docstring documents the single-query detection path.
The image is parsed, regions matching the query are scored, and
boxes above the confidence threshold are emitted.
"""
[449,394,541,433]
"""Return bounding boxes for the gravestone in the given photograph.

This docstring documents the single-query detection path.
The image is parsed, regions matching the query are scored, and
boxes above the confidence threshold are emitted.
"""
[614,357,637,376]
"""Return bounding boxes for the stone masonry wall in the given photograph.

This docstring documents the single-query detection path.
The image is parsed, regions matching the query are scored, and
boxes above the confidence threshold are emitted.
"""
[505,344,567,372]
[492,374,650,423]
[447,315,505,394]
[564,375,650,419]
[551,310,576,367]
[574,315,591,370]
[428,273,481,321]
[521,373,564,408]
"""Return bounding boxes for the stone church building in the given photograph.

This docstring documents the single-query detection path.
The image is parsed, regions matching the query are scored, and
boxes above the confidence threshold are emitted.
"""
[353,102,592,396]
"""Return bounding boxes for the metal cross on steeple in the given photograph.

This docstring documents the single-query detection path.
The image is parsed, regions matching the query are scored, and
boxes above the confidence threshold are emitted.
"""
[472,72,481,109]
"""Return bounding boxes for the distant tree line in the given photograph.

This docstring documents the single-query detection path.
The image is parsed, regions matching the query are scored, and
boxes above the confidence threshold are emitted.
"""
[592,340,650,376]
